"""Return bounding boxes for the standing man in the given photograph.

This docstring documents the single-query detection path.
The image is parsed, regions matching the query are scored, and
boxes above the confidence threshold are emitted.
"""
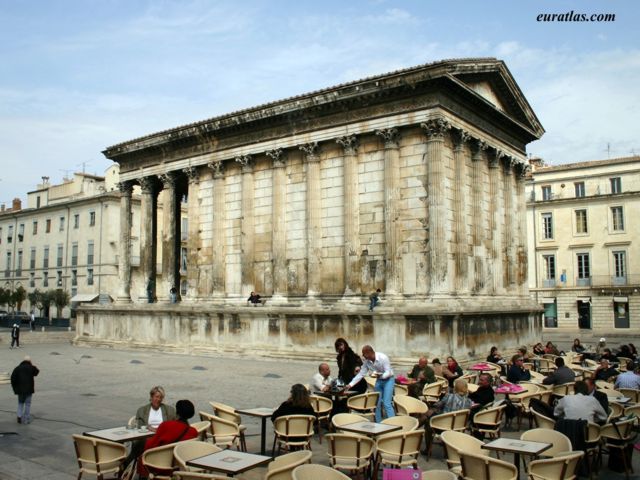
[30,311,36,332]
[368,289,382,312]
[11,356,39,424]
[10,323,20,349]
[310,363,333,392]
[346,345,395,422]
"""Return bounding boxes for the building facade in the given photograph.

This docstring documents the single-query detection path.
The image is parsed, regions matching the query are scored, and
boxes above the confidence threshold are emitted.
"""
[526,156,640,345]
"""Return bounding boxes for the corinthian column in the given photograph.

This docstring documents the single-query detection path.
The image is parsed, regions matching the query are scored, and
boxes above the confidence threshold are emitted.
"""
[138,176,158,303]
[236,155,255,296]
[488,150,504,294]
[516,163,530,294]
[183,167,199,301]
[421,118,451,295]
[452,129,470,293]
[158,172,179,303]
[376,128,402,296]
[471,140,488,293]
[116,181,133,303]
[503,158,516,290]
[300,142,322,297]
[336,135,360,296]
[267,148,287,301]
[207,161,226,298]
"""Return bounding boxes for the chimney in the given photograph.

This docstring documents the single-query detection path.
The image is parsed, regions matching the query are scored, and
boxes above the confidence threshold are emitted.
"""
[528,157,545,171]
[12,198,22,211]
[0,204,4,212]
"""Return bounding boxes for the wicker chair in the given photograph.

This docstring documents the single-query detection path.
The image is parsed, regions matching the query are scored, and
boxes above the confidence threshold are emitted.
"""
[459,451,517,480]
[393,394,428,418]
[531,409,555,430]
[272,415,315,457]
[173,471,229,480]
[528,450,584,480]
[309,395,333,443]
[173,440,221,472]
[426,408,471,458]
[209,402,247,451]
[292,464,350,480]
[198,412,242,450]
[347,392,379,421]
[600,417,636,480]
[141,442,179,480]
[421,381,444,405]
[521,429,572,457]
[72,434,127,480]
[470,404,505,440]
[441,430,488,477]
[331,413,369,433]
[265,450,313,480]
[373,429,423,479]
[325,433,375,478]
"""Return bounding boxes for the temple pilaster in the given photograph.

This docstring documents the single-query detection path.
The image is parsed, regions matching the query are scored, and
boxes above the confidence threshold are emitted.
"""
[300,142,322,297]
[183,167,199,301]
[452,129,471,294]
[471,140,488,293]
[138,176,158,303]
[516,164,530,294]
[503,158,517,289]
[267,149,288,301]
[236,155,255,296]
[488,150,504,294]
[158,172,179,303]
[208,161,226,297]
[116,181,133,303]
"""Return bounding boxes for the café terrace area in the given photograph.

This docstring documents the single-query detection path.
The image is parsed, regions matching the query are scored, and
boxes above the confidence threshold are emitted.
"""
[0,337,637,480]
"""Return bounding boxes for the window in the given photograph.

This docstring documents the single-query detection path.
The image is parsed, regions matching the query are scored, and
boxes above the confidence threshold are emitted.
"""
[181,217,188,241]
[30,247,36,269]
[32,221,37,235]
[542,185,552,201]
[578,299,591,329]
[29,272,35,288]
[542,255,556,288]
[18,223,24,242]
[610,177,622,194]
[0,227,2,244]
[575,209,588,234]
[544,300,558,328]
[89,211,96,226]
[71,243,78,267]
[87,241,94,265]
[45,219,51,233]
[43,271,49,287]
[87,268,94,286]
[574,182,585,197]
[614,301,630,328]
[43,246,49,269]
[611,206,624,231]
[181,247,188,272]
[16,250,22,276]
[57,270,62,287]
[613,251,627,284]
[5,251,11,277]
[71,270,77,287]
[7,225,13,243]
[74,214,79,229]
[57,244,63,267]
[542,213,554,239]
[577,253,591,286]
[36,196,41,208]
[59,216,65,231]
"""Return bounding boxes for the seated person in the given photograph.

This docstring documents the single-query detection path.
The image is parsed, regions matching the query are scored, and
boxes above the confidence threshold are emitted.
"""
[486,346,504,364]
[507,355,531,383]
[594,358,619,382]
[571,338,586,354]
[614,361,640,390]
[424,379,472,453]
[585,378,608,413]
[542,357,576,385]
[272,384,315,422]
[247,291,262,306]
[545,341,561,356]
[136,386,177,431]
[138,400,198,478]
[469,373,495,407]
[532,343,545,356]
[619,344,633,359]
[600,348,618,363]
[310,363,333,392]
[431,358,444,378]
[407,356,436,398]
[554,381,607,425]
[443,356,463,388]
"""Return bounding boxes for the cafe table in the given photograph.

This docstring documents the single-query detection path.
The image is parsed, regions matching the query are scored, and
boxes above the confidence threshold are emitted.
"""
[186,449,271,476]
[313,389,359,402]
[236,407,275,456]
[481,437,551,475]
[84,425,155,443]
[337,420,402,438]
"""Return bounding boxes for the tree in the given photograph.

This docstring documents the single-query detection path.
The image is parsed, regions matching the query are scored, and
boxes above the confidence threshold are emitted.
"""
[28,289,45,316]
[0,287,8,308]
[51,289,70,318]
[13,286,26,311]
[41,290,53,320]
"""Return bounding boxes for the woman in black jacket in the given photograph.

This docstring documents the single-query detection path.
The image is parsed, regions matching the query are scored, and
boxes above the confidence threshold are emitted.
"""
[335,338,367,394]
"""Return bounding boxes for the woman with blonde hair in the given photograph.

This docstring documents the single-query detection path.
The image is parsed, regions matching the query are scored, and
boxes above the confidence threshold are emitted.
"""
[423,378,472,455]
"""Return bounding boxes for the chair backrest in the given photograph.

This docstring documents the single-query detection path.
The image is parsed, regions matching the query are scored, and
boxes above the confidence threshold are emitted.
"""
[624,404,640,418]
[422,470,457,480]
[394,384,409,396]
[309,395,333,417]
[72,434,126,475]
[430,409,471,432]
[266,450,313,480]
[199,412,240,448]
[532,409,556,429]
[292,464,351,480]
[273,415,315,439]
[394,395,428,416]
[619,388,640,403]
[617,357,632,370]
[325,433,375,469]
[440,430,486,469]
[347,392,379,411]
[375,429,423,458]
[190,420,211,441]
[331,413,369,431]
[586,423,601,444]
[381,415,420,432]
[600,417,635,441]
[142,442,179,472]
[173,440,221,470]
[459,451,517,480]
[596,380,615,390]
[527,450,584,480]
[552,382,575,397]
[209,402,241,425]
[422,381,443,398]
[608,402,625,421]
[521,429,572,456]
[472,405,505,427]
[173,471,229,479]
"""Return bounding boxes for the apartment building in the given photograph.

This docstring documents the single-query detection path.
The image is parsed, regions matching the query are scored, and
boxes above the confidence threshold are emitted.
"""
[526,155,640,344]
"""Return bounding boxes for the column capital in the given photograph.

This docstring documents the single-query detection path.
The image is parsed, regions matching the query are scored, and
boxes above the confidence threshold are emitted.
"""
[489,149,505,169]
[183,166,199,184]
[158,172,176,188]
[207,161,225,179]
[235,154,253,172]
[420,117,451,140]
[471,139,488,161]
[299,142,320,162]
[503,156,517,174]
[138,176,156,194]
[376,128,399,148]
[516,162,532,179]
[266,148,287,168]
[452,129,471,150]
[117,181,133,196]
[336,135,358,155]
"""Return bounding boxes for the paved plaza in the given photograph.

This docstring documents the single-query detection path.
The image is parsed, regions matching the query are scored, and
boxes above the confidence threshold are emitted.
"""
[0,336,638,479]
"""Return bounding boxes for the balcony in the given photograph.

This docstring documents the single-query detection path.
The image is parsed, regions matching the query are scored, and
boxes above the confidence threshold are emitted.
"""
[542,279,556,288]
[575,277,592,287]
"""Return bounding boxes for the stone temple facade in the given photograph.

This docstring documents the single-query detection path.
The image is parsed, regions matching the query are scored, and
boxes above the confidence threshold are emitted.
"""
[78,58,545,361]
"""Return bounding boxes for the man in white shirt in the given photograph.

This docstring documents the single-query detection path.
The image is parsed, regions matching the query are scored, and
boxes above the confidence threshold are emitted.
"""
[310,363,333,392]
[346,345,395,422]
[554,381,607,424]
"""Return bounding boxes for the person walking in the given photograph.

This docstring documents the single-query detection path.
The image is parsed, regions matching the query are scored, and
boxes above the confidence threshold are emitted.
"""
[10,323,20,348]
[368,289,381,311]
[11,355,40,424]
[30,311,36,331]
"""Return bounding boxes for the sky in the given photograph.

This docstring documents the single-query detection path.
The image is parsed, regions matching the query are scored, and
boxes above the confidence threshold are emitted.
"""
[0,0,638,205]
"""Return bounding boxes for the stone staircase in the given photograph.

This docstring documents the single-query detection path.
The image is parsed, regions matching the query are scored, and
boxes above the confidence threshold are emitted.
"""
[0,328,75,347]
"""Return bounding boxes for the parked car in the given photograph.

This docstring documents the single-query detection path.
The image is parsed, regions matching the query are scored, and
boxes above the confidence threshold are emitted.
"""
[7,311,30,324]
[0,310,8,318]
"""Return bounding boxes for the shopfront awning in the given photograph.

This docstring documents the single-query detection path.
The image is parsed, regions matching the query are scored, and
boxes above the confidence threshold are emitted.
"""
[614,296,628,303]
[541,297,556,304]
[576,296,591,303]
[70,294,100,303]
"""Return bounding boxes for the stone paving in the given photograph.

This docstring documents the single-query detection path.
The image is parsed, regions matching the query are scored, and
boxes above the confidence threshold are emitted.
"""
[0,339,638,479]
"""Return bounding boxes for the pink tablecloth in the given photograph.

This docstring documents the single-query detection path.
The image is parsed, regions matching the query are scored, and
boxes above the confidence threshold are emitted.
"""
[495,384,525,394]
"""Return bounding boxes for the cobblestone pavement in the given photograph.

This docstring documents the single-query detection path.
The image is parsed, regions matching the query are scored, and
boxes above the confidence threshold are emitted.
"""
[0,341,637,479]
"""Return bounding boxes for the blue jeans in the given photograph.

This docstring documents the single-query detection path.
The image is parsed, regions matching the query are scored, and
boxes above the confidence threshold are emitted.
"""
[369,298,379,311]
[18,394,32,423]
[374,377,395,422]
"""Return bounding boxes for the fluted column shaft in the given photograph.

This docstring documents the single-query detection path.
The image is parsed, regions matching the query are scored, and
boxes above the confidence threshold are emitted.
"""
[452,130,470,293]
[422,119,451,294]
[159,172,179,302]
[268,149,287,298]
[236,155,255,296]
[337,135,360,295]
[516,166,529,294]
[503,159,516,289]
[301,143,322,296]
[184,167,199,300]
[471,141,488,293]
[488,153,503,294]
[209,162,226,297]
[116,181,133,303]
[377,128,401,296]
[139,177,157,302]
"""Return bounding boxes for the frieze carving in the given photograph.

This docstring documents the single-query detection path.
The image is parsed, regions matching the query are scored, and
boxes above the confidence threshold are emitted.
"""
[138,176,156,194]
[452,129,471,150]
[266,148,287,168]
[420,118,451,141]
[117,181,133,196]
[336,135,359,156]
[235,154,253,172]
[375,128,399,148]
[183,166,199,183]
[299,142,320,162]
[158,172,176,188]
[207,161,225,179]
